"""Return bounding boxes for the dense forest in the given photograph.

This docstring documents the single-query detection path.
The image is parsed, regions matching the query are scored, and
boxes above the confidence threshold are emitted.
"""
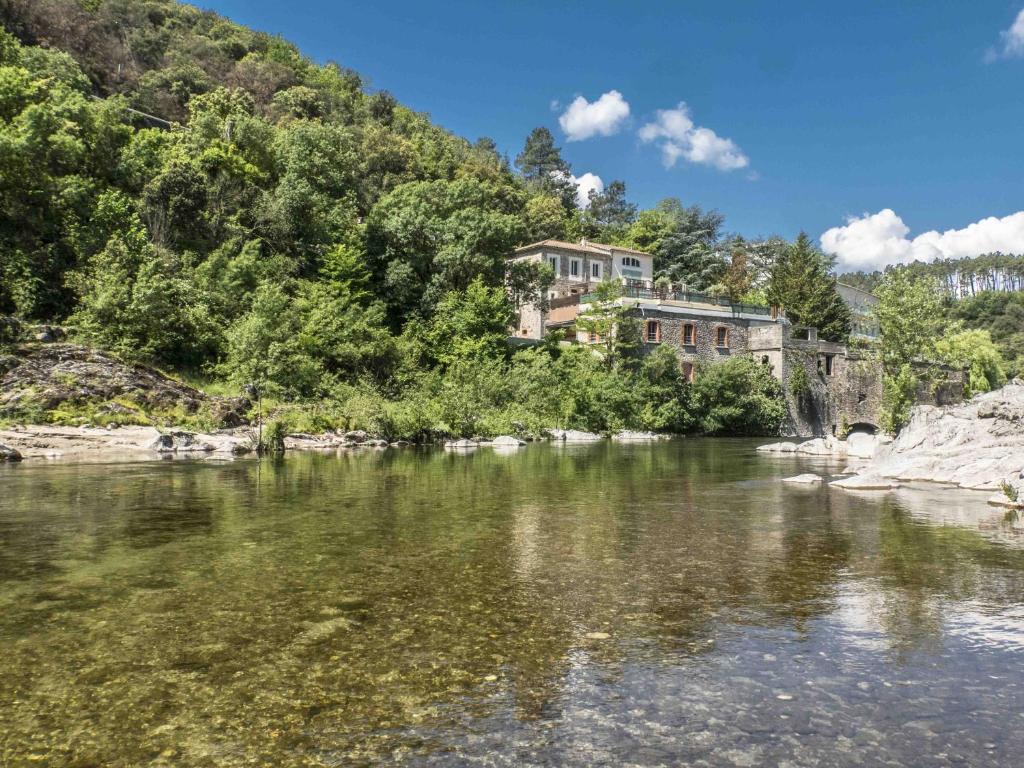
[0,0,1016,438]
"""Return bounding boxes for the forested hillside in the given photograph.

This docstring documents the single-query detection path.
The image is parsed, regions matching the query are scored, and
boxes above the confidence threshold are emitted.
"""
[839,252,1024,298]
[0,0,1006,439]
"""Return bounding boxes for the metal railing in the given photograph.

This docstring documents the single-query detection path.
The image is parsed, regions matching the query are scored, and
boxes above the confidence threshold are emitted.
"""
[580,285,773,316]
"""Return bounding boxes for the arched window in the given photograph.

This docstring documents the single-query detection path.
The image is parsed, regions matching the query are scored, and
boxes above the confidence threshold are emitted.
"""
[681,323,696,346]
[622,256,641,268]
[645,320,661,343]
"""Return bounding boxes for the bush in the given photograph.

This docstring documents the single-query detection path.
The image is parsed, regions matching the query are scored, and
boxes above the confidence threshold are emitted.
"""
[691,356,786,435]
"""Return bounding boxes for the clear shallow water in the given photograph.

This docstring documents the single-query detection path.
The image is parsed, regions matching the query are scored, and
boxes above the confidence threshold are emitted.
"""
[1,440,1023,767]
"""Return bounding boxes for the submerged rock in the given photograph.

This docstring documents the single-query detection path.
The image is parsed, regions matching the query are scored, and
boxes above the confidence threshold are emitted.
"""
[830,473,900,490]
[782,474,823,484]
[0,442,22,462]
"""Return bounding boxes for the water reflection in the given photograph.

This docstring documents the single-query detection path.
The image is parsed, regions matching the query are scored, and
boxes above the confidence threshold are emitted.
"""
[1,441,1022,766]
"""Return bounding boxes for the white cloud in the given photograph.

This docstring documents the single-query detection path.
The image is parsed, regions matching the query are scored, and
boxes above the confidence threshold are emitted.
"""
[987,8,1024,61]
[558,90,630,141]
[820,208,1024,271]
[638,103,749,172]
[569,172,604,208]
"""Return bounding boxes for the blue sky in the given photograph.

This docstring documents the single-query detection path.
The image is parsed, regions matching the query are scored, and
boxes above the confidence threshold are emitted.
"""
[199,1,1024,270]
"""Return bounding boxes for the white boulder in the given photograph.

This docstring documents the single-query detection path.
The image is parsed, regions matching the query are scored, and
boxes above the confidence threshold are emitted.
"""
[756,441,799,453]
[612,430,663,441]
[444,438,478,450]
[549,429,603,443]
[491,435,526,446]
[782,474,823,484]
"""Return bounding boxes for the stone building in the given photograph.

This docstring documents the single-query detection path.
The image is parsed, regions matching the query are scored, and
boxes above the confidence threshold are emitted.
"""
[506,239,962,436]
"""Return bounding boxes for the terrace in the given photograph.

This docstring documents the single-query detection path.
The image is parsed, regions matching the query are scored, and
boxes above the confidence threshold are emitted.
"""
[579,284,775,317]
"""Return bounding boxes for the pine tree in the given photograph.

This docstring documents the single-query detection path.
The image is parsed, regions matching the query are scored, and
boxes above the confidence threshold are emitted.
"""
[515,127,576,210]
[767,233,851,341]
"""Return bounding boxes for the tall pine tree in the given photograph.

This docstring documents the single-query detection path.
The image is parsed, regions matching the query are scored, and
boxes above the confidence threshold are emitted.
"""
[767,233,851,341]
[515,127,577,211]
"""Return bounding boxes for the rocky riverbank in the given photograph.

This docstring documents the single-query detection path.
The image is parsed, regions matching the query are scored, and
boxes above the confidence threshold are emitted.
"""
[760,381,1024,508]
[833,381,1024,505]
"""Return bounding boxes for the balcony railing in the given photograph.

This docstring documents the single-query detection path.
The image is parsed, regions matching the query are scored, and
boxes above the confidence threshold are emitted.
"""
[580,284,773,316]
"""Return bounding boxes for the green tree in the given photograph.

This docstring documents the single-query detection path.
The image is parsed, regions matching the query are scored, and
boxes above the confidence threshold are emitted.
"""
[872,268,945,432]
[421,278,515,367]
[873,267,944,371]
[690,356,786,435]
[582,180,637,241]
[575,280,641,371]
[514,127,576,209]
[935,328,1007,397]
[221,282,322,397]
[767,233,851,341]
[365,178,525,322]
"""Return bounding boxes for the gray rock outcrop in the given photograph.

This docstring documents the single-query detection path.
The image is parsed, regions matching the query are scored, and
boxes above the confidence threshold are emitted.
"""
[833,382,1024,492]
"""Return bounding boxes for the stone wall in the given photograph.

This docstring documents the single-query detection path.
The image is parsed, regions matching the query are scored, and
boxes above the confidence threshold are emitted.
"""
[641,310,749,365]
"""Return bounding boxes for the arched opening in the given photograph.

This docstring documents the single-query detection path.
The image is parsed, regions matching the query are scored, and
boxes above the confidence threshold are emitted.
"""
[848,422,878,435]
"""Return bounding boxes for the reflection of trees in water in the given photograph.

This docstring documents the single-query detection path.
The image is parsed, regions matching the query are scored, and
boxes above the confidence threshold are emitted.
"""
[2,444,1024,764]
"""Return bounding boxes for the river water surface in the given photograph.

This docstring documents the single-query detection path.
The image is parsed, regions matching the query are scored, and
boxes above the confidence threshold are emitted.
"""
[2,440,1024,766]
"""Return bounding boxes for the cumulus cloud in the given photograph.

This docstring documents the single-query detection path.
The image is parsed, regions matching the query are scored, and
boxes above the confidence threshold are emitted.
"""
[638,103,749,172]
[569,172,604,208]
[820,208,1024,271]
[987,8,1024,61]
[558,90,630,141]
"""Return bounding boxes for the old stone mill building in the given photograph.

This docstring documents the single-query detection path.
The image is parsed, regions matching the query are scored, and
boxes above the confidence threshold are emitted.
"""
[507,239,963,437]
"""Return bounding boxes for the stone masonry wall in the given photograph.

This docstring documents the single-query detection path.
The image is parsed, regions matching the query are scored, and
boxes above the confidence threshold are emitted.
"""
[641,310,749,365]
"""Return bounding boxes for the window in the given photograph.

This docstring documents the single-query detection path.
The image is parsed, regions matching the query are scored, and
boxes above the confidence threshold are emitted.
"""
[715,326,729,348]
[569,258,580,277]
[588,330,601,343]
[681,362,696,382]
[645,320,661,343]
[622,256,641,268]
[547,255,559,274]
[682,323,696,346]
[591,261,602,279]
[824,354,835,376]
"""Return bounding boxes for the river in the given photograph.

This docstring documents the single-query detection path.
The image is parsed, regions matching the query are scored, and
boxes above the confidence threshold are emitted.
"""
[2,440,1023,766]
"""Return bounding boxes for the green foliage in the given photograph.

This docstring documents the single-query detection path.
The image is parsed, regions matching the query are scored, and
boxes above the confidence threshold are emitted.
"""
[690,356,787,435]
[0,3,821,442]
[880,363,918,435]
[934,327,1007,397]
[789,363,811,399]
[873,267,944,371]
[767,233,851,341]
[420,279,515,368]
[1001,481,1020,503]
[951,290,1024,378]
[575,280,641,371]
